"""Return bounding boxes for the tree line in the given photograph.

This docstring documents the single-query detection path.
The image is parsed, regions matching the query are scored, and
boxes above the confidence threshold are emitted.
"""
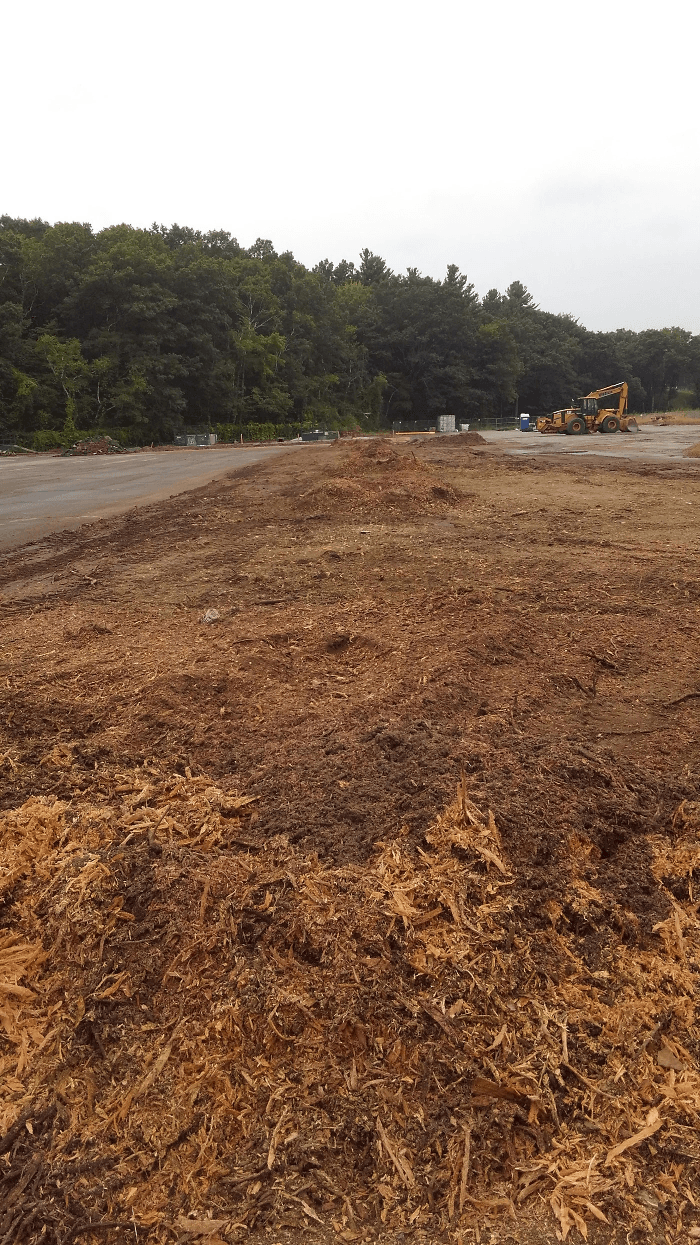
[1,215,698,446]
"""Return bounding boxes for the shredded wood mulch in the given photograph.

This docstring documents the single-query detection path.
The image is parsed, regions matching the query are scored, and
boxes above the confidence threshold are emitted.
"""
[1,770,699,1244]
[1,438,700,1244]
[289,438,468,518]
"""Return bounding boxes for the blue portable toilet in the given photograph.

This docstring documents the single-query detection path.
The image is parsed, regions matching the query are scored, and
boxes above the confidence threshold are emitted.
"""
[520,413,530,432]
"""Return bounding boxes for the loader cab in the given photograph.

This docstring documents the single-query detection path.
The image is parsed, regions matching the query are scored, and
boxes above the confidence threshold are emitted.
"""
[580,397,598,415]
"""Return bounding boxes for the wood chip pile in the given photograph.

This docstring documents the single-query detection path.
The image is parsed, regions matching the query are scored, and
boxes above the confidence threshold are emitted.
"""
[294,440,465,516]
[1,767,699,1242]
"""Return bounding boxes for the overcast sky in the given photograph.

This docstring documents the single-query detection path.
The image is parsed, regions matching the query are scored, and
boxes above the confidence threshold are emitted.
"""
[3,0,698,333]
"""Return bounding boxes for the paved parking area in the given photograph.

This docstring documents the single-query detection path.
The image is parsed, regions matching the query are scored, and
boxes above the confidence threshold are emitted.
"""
[0,445,295,551]
[479,424,700,462]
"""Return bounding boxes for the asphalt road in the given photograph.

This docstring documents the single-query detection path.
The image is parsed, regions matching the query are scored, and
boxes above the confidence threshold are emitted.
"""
[0,445,295,552]
[480,424,700,462]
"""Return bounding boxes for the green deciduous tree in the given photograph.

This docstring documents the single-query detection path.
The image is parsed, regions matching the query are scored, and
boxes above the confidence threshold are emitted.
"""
[37,333,89,424]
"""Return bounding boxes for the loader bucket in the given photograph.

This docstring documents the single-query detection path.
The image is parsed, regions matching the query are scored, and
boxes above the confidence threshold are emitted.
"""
[621,417,639,433]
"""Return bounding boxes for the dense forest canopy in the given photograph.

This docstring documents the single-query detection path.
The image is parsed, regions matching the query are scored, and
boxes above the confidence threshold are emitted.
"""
[1,215,699,446]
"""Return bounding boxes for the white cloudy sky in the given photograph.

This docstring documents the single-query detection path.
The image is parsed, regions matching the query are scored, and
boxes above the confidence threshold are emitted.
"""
[3,0,699,333]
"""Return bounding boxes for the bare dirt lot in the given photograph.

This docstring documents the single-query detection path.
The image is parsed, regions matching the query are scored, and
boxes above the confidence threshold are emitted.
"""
[1,437,699,1245]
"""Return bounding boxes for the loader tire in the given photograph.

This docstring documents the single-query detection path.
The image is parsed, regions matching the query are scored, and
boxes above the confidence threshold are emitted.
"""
[565,416,586,435]
[600,415,620,434]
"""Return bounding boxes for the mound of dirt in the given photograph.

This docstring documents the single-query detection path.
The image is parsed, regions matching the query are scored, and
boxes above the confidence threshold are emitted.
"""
[3,769,699,1244]
[336,439,430,474]
[430,432,487,447]
[296,440,464,516]
[684,441,700,457]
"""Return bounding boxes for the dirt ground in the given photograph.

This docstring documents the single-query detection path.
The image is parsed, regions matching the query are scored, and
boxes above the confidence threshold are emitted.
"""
[1,437,699,1245]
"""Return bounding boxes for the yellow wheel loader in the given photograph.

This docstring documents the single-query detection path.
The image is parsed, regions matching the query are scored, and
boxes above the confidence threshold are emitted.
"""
[536,382,639,435]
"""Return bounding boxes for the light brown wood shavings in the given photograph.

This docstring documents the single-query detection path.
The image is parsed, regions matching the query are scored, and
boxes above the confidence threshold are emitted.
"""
[0,772,698,1243]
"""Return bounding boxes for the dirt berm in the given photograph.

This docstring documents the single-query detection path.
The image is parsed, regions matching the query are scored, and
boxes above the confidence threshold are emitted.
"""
[0,437,699,1244]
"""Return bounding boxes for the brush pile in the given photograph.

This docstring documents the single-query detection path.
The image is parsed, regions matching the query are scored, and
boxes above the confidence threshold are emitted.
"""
[1,765,699,1243]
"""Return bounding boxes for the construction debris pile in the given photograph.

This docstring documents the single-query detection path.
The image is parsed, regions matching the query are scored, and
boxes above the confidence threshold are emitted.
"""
[2,767,699,1243]
[61,436,127,457]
